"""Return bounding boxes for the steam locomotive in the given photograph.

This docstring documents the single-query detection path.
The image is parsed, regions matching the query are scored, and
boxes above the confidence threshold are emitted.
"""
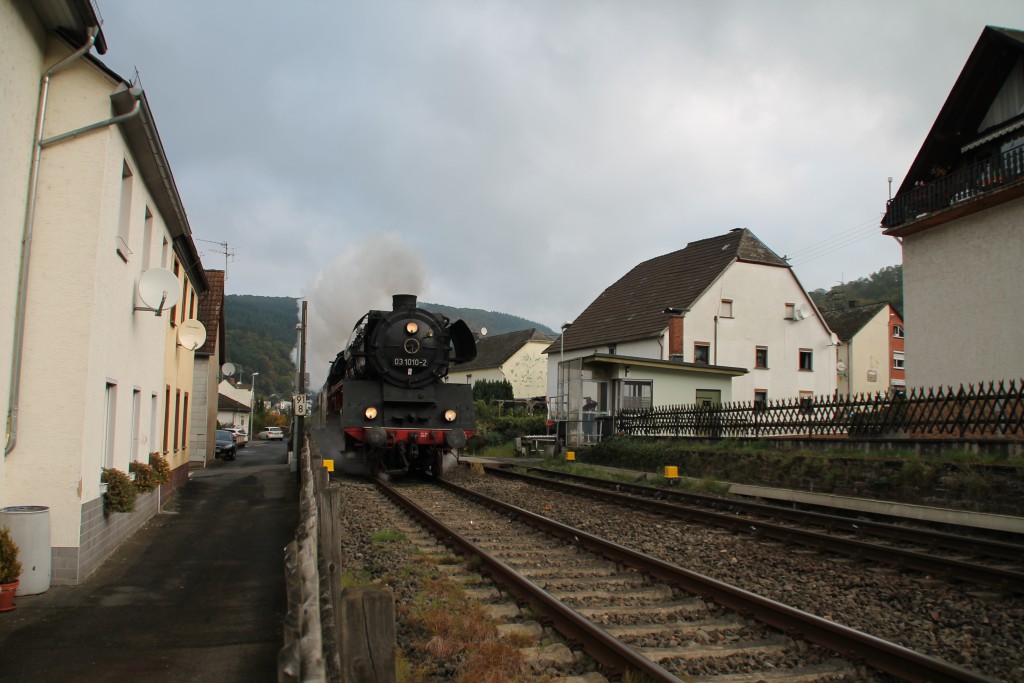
[321,294,477,477]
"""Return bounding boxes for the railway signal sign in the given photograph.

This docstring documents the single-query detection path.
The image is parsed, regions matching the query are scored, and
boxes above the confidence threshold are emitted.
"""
[293,393,308,416]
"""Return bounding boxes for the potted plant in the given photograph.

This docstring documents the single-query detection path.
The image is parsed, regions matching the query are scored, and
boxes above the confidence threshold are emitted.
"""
[149,452,171,485]
[101,468,137,513]
[130,461,158,493]
[0,525,22,611]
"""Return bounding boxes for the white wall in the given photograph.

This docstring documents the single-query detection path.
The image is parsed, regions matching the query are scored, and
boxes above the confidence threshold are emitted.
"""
[847,307,892,395]
[903,197,1024,388]
[2,39,174,547]
[684,262,836,401]
[0,0,48,506]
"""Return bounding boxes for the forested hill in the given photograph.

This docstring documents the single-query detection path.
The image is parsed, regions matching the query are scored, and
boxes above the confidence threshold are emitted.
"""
[223,296,301,398]
[808,264,903,315]
[418,303,556,337]
[223,295,555,397]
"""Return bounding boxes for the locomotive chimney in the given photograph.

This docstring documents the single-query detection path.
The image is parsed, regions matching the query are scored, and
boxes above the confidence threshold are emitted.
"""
[393,294,417,311]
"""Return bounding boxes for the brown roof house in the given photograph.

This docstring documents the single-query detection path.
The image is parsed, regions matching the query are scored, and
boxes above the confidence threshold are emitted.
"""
[451,328,555,400]
[546,229,836,444]
[189,270,226,466]
[821,302,905,395]
[882,26,1024,388]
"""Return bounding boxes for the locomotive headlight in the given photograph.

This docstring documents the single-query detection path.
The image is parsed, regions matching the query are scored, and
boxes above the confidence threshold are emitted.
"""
[406,321,419,335]
[364,406,378,420]
[443,409,457,422]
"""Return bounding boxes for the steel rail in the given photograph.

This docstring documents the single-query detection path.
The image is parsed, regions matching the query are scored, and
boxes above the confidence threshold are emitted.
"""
[375,479,680,682]
[408,477,1000,683]
[519,465,1024,562]
[493,466,1024,591]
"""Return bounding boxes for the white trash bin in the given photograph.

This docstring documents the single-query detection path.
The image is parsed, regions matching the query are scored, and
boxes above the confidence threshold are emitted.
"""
[0,506,51,595]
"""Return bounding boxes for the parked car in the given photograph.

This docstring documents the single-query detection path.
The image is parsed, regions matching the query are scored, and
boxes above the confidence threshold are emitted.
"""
[258,427,284,441]
[215,430,237,460]
[228,427,247,448]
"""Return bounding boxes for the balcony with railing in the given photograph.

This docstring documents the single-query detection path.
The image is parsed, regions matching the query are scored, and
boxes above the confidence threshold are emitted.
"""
[883,144,1024,230]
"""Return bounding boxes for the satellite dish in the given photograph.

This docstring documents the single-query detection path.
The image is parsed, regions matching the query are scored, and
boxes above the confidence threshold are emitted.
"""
[135,267,181,316]
[221,362,236,377]
[480,327,488,337]
[177,320,207,351]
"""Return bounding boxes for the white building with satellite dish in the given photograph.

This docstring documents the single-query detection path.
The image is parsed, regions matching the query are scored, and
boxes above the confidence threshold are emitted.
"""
[1,3,208,586]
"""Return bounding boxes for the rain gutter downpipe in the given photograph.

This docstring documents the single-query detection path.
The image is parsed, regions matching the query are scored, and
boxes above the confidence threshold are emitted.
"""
[6,28,142,456]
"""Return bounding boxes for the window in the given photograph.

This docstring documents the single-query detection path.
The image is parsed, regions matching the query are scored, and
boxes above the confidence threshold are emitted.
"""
[799,391,814,414]
[695,389,721,407]
[131,389,141,461]
[893,324,905,338]
[693,342,710,364]
[170,261,180,326]
[755,346,768,369]
[799,349,813,371]
[754,390,767,411]
[181,392,189,453]
[189,291,196,320]
[720,299,733,318]
[163,385,170,453]
[104,382,117,469]
[116,161,133,261]
[785,303,795,320]
[622,381,653,410]
[173,389,181,451]
[894,351,906,370]
[161,237,169,269]
[607,344,617,355]
[141,207,153,270]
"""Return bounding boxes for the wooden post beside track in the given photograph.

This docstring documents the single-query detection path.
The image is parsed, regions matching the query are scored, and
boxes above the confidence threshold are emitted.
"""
[340,586,396,683]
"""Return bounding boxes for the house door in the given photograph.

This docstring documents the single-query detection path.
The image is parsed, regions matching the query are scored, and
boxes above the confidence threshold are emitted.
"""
[695,389,721,407]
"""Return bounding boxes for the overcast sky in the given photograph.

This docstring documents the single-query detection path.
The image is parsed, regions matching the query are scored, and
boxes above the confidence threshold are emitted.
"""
[94,1,1024,374]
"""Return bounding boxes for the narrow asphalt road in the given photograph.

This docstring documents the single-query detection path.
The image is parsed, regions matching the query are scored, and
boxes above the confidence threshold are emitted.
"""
[0,441,299,682]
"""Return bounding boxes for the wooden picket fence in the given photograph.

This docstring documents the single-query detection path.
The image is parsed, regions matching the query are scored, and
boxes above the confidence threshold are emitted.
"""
[617,379,1024,440]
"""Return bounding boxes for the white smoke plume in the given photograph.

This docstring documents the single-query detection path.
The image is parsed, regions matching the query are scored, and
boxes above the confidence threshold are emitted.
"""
[303,232,427,388]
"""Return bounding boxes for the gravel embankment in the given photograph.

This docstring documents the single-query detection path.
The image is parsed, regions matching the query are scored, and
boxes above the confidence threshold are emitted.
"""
[447,467,1022,682]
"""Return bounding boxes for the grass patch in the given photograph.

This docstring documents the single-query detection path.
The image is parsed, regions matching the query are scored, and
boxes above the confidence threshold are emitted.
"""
[476,442,518,459]
[400,576,529,683]
[371,529,407,544]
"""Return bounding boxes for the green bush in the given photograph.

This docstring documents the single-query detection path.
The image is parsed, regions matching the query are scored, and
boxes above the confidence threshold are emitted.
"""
[149,452,171,484]
[0,526,22,584]
[101,468,137,513]
[130,461,159,493]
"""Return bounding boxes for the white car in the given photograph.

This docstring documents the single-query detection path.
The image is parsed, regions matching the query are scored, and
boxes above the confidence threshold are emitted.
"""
[258,427,284,441]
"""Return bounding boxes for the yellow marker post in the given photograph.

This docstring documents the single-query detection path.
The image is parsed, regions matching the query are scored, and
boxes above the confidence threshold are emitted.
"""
[565,451,575,462]
[323,459,335,472]
[664,465,679,479]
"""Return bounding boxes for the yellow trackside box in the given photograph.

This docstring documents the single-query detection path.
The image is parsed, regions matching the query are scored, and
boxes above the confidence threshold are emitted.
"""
[323,459,334,472]
[566,451,575,461]
[664,466,679,479]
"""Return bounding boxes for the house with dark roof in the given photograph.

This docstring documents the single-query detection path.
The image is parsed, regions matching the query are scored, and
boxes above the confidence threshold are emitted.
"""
[821,302,905,395]
[546,229,835,441]
[451,328,555,399]
[189,270,226,466]
[217,393,252,432]
[882,26,1024,388]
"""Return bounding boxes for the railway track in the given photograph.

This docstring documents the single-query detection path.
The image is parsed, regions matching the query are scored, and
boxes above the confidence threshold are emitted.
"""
[483,464,1024,593]
[378,477,999,682]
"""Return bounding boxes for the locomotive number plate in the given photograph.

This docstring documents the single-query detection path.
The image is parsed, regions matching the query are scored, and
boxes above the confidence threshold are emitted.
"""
[393,358,429,367]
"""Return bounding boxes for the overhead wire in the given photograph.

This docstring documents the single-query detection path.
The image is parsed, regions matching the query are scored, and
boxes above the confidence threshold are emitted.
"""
[787,218,885,267]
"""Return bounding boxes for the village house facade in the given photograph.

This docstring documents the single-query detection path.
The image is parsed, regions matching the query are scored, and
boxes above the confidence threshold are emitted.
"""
[547,229,834,442]
[1,1,207,585]
[451,328,554,399]
[822,302,906,395]
[883,26,1024,388]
